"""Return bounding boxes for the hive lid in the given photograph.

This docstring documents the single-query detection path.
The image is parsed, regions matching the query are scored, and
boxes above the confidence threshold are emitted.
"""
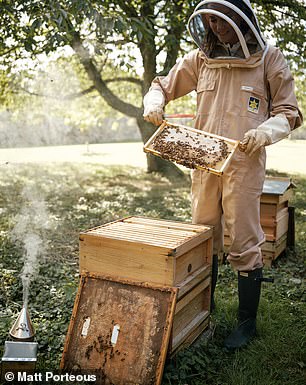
[262,177,295,195]
[81,216,212,250]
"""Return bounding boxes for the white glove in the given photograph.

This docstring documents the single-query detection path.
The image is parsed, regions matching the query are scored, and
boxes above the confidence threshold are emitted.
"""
[242,130,271,156]
[143,89,165,126]
[242,113,290,157]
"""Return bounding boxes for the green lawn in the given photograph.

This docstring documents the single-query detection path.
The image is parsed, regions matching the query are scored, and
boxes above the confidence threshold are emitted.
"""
[0,163,305,385]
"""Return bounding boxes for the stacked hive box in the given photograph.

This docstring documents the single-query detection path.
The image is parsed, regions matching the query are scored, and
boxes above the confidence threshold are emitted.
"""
[224,177,294,267]
[79,216,213,355]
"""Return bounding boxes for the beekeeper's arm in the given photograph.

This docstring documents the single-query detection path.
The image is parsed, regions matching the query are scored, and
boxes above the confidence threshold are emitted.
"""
[143,90,165,126]
[143,50,199,126]
[242,48,303,157]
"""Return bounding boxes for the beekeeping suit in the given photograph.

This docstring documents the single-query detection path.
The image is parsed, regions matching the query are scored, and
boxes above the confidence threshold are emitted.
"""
[143,0,302,349]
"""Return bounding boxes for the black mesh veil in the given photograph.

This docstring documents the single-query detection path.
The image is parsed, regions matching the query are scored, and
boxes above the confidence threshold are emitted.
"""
[188,0,266,59]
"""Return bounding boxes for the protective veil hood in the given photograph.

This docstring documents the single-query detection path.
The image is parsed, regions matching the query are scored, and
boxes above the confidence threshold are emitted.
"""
[188,0,268,67]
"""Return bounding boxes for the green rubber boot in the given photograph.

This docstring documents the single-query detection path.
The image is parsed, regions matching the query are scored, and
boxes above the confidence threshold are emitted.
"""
[224,268,262,351]
[210,254,219,312]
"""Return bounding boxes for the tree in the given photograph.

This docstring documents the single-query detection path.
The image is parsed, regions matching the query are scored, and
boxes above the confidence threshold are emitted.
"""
[254,0,306,72]
[1,1,305,177]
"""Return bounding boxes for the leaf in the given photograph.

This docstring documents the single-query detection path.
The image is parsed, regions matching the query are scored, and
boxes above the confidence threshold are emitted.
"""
[24,40,33,52]
[30,19,42,31]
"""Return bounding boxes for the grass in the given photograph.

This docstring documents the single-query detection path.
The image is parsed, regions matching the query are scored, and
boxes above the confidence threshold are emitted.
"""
[0,162,305,384]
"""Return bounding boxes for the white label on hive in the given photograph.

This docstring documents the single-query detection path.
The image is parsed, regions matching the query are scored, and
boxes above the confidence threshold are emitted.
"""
[111,324,120,346]
[81,317,91,337]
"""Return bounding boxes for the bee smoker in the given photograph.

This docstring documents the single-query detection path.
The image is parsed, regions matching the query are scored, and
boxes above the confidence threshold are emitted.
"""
[1,306,38,380]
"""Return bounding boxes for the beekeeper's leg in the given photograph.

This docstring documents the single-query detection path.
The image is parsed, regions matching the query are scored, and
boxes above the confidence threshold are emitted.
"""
[222,150,265,349]
[223,158,265,272]
[225,268,263,350]
[191,170,222,310]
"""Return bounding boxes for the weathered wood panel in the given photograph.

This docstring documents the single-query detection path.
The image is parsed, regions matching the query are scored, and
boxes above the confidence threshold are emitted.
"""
[61,274,177,385]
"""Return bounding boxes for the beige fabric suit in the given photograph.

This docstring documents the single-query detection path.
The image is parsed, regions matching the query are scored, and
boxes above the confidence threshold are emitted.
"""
[150,45,302,271]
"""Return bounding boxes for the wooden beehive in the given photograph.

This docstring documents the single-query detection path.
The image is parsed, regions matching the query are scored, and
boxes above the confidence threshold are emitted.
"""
[79,216,213,356]
[61,274,177,385]
[260,177,294,205]
[79,216,213,286]
[224,176,295,267]
[144,121,240,176]
[260,206,289,242]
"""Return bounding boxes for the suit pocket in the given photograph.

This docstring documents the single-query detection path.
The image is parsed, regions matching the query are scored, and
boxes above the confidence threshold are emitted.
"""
[196,78,216,116]
[197,78,216,93]
[239,85,268,121]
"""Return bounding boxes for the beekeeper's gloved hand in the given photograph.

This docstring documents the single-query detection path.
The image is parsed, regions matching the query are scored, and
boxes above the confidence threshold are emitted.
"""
[242,113,290,157]
[242,130,271,156]
[143,89,165,126]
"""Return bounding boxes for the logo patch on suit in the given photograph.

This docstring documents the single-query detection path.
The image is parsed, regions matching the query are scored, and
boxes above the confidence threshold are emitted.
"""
[248,96,260,113]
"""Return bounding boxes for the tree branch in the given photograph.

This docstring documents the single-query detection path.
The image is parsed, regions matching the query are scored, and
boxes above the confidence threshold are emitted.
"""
[271,8,305,20]
[71,32,141,118]
[17,75,144,101]
[63,86,96,99]
[15,85,96,100]
[0,44,24,57]
[104,39,135,45]
[106,76,143,87]
[115,1,138,18]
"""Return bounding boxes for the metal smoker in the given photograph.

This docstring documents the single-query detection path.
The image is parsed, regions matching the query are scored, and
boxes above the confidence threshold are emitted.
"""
[1,306,38,380]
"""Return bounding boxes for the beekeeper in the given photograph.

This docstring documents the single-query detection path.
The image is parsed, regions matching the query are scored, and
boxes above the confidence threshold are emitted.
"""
[143,0,302,350]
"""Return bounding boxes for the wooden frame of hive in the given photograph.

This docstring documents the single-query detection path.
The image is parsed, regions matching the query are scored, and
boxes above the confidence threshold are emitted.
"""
[144,121,240,176]
[61,273,177,385]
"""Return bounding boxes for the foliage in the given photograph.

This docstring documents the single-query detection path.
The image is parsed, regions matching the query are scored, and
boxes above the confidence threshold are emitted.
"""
[0,162,305,384]
[1,1,305,71]
[254,0,306,73]
[1,1,305,173]
[1,1,305,114]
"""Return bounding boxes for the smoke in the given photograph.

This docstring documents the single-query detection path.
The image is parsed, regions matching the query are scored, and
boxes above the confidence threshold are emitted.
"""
[0,56,79,149]
[11,184,53,307]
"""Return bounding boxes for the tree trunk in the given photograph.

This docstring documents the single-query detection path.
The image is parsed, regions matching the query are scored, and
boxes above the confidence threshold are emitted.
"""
[72,33,186,180]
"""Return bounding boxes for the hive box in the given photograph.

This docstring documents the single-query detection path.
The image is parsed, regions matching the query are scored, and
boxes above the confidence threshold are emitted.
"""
[170,265,211,354]
[79,216,213,286]
[260,177,294,205]
[260,177,293,245]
